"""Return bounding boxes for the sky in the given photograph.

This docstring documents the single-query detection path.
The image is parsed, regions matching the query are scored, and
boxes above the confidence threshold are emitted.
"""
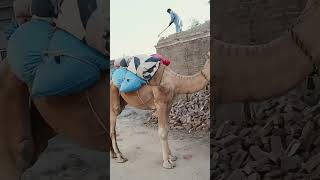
[110,0,210,59]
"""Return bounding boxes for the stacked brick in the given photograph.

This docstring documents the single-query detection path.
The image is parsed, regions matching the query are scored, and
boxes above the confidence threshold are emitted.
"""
[212,82,320,179]
[148,85,210,132]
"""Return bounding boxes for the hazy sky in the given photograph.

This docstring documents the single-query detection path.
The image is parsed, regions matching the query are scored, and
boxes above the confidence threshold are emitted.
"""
[110,0,210,59]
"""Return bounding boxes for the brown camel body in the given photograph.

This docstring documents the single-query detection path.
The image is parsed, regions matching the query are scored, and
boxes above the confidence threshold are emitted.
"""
[213,0,320,103]
[110,53,210,169]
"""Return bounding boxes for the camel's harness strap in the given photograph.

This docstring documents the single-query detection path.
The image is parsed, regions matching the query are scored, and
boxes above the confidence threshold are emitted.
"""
[200,69,209,83]
[136,90,146,106]
[85,90,109,133]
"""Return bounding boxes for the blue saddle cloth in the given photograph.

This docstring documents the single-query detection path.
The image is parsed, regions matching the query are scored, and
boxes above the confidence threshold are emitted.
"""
[7,19,109,97]
[111,67,146,93]
[7,19,55,86]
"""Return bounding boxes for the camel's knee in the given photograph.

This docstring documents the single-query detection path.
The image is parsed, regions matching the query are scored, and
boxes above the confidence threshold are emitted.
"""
[158,127,169,140]
[15,139,35,169]
[111,103,122,116]
[110,129,116,138]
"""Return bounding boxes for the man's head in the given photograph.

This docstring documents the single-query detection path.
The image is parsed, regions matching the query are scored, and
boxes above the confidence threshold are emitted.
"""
[167,8,171,13]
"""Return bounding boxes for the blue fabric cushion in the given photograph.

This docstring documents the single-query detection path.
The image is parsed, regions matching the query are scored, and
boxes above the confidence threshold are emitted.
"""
[31,29,109,97]
[7,19,56,86]
[4,22,19,40]
[120,72,146,93]
[111,67,146,93]
[111,67,126,88]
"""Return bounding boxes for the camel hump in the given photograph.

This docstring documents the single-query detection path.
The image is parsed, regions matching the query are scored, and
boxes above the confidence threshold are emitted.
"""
[213,34,313,102]
[213,38,280,57]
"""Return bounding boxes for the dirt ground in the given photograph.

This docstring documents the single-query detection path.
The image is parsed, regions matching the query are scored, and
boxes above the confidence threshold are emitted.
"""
[22,106,210,180]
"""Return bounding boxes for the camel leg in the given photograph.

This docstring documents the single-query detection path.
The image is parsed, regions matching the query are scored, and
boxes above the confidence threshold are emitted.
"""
[110,82,127,162]
[30,100,57,158]
[0,60,35,180]
[167,100,177,162]
[156,102,177,169]
[153,87,176,169]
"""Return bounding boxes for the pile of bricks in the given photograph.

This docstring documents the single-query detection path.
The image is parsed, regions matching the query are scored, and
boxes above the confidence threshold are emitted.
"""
[148,85,210,132]
[211,82,320,179]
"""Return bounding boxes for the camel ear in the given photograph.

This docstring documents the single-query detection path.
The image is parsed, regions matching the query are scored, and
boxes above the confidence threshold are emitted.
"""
[13,0,32,25]
[85,9,109,56]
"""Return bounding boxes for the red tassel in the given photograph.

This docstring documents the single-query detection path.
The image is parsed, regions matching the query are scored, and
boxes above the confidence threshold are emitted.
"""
[161,58,170,66]
[151,53,170,66]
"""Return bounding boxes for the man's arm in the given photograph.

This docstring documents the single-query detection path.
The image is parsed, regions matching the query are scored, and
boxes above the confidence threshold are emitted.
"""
[169,13,175,26]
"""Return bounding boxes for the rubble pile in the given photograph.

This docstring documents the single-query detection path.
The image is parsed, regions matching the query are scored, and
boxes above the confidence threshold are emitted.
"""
[211,83,320,180]
[148,85,210,132]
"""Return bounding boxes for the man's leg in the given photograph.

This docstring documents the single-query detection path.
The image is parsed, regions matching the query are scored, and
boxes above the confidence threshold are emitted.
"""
[175,24,181,33]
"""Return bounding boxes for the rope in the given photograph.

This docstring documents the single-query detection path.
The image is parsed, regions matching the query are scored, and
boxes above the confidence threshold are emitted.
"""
[85,90,109,133]
[288,2,320,75]
[290,1,320,28]
[289,29,314,64]
[136,90,147,106]
[200,69,209,83]
[41,50,101,71]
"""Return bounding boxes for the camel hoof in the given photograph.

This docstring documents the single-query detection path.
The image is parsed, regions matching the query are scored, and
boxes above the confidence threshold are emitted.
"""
[169,155,177,161]
[116,156,128,163]
[163,160,176,169]
[111,152,117,159]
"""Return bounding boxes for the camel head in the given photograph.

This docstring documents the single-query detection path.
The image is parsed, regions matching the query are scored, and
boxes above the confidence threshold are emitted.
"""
[165,51,210,94]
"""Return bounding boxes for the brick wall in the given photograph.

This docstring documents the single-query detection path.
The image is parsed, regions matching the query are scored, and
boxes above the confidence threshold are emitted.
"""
[212,0,307,44]
[155,21,210,75]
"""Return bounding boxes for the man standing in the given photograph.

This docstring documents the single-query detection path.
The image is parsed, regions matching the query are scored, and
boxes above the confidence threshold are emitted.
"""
[167,8,182,33]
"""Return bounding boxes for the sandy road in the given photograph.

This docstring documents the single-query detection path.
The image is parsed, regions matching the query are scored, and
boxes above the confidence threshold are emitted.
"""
[111,107,210,180]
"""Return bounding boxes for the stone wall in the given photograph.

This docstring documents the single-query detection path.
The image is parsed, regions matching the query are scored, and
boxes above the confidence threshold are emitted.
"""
[155,21,210,75]
[212,0,307,44]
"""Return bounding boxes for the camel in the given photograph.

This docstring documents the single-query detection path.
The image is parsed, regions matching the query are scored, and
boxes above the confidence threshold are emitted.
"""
[110,52,210,169]
[213,0,320,104]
